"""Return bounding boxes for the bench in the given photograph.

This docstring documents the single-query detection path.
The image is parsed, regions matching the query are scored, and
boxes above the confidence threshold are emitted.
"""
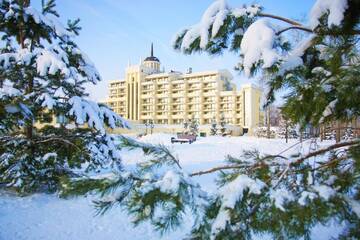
[171,133,197,144]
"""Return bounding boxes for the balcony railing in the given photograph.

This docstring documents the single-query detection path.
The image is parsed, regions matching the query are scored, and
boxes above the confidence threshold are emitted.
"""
[142,102,153,105]
[142,88,154,92]
[203,91,216,96]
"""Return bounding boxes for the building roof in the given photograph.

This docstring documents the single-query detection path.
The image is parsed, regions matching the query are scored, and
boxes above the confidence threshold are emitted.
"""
[144,43,160,62]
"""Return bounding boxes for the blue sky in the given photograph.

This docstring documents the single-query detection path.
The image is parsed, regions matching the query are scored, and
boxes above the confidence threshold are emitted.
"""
[42,0,315,101]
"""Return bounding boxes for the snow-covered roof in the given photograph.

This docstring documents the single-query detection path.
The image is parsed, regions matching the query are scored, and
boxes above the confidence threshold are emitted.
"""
[109,79,125,84]
[143,69,233,80]
[183,69,233,79]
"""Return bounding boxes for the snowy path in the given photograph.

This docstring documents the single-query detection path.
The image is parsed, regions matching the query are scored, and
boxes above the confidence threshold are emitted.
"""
[0,135,340,240]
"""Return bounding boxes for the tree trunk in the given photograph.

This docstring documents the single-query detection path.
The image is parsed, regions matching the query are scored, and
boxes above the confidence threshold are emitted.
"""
[20,0,33,140]
[336,121,341,143]
[320,125,324,141]
[0,73,3,88]
[267,107,271,139]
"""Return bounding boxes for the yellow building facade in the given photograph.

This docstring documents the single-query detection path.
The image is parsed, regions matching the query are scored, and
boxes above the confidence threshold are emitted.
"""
[105,45,262,134]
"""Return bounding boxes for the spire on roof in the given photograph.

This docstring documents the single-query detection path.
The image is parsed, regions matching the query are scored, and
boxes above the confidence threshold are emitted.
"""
[144,43,160,63]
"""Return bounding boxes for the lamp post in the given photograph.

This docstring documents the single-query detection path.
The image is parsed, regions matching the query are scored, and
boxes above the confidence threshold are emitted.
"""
[144,120,149,135]
[149,120,154,135]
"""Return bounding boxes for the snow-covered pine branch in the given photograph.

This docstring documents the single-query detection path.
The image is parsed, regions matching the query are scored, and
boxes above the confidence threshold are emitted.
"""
[309,0,348,29]
[173,0,350,77]
[63,136,209,234]
[0,0,129,193]
[70,135,360,239]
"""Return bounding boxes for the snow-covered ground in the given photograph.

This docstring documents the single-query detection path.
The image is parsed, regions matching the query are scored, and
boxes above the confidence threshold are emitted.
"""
[0,134,342,240]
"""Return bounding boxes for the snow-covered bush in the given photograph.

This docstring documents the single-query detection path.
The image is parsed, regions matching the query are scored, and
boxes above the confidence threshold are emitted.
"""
[182,119,189,134]
[189,116,199,136]
[254,126,276,138]
[276,117,298,139]
[210,118,218,136]
[342,127,354,141]
[219,114,226,136]
[0,0,129,193]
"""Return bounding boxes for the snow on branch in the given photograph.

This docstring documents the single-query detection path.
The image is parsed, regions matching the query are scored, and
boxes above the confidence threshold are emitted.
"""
[277,34,316,75]
[24,6,74,38]
[232,4,260,18]
[120,135,181,169]
[175,0,262,52]
[269,188,294,211]
[178,0,229,50]
[320,99,338,122]
[241,19,279,76]
[0,49,33,70]
[66,136,210,233]
[309,0,348,29]
[1,45,101,94]
[72,47,101,84]
[68,96,129,134]
[1,46,71,78]
[36,93,56,109]
[71,136,360,238]
[36,48,70,77]
[173,0,355,81]
[211,175,265,237]
[0,80,21,99]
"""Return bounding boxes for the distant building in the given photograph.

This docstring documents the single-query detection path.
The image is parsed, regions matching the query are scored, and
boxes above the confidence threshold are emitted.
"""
[105,44,262,134]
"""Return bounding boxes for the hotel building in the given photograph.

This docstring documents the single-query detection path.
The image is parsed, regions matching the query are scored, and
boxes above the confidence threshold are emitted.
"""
[105,44,263,134]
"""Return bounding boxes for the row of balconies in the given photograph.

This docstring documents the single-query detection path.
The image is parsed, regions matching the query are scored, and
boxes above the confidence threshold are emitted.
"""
[140,102,234,108]
[139,109,241,116]
[111,106,243,119]
[109,83,125,89]
[136,90,218,98]
[142,88,154,92]
[115,100,240,110]
[141,106,217,112]
[140,81,217,91]
[108,95,126,99]
[138,109,243,116]
[138,116,243,124]
[141,111,242,117]
[109,89,125,94]
[107,100,125,106]
[113,108,125,113]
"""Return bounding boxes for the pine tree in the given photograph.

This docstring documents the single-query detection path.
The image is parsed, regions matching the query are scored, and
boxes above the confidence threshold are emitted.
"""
[254,126,275,138]
[219,114,226,136]
[210,118,217,136]
[189,116,199,136]
[144,120,149,135]
[276,115,298,142]
[342,127,354,141]
[0,0,128,193]
[182,119,189,134]
[149,119,154,134]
